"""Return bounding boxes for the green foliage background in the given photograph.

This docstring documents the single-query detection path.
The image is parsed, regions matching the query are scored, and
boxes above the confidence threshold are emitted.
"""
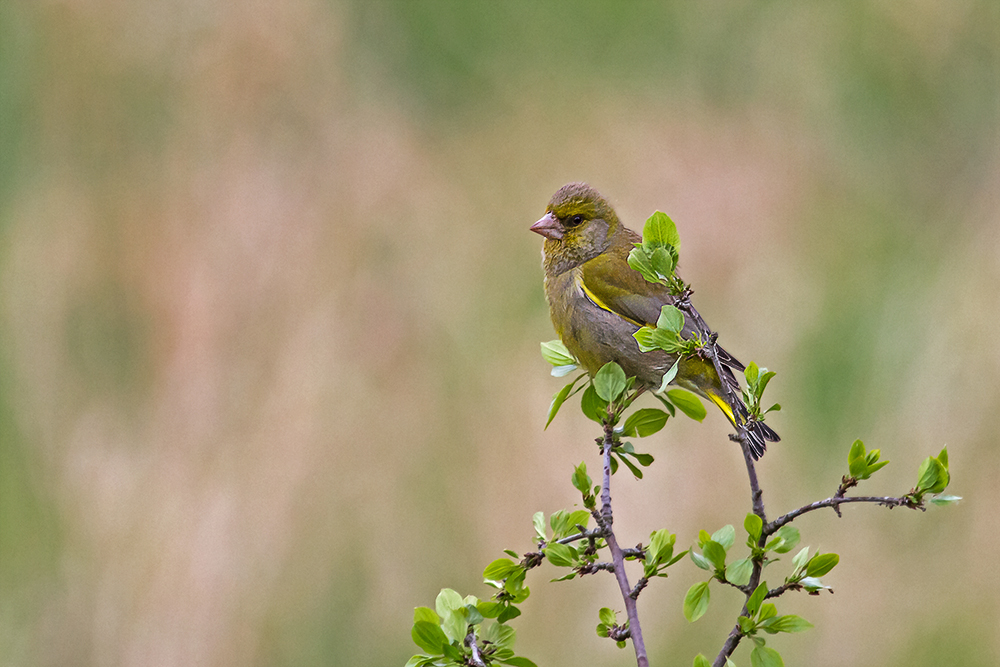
[1,1,997,665]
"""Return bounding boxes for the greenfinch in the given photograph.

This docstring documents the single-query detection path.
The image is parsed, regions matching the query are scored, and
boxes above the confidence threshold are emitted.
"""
[531,182,778,458]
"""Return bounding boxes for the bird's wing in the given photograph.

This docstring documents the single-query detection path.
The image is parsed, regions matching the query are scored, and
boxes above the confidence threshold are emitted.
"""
[577,240,745,402]
[576,244,676,328]
[577,235,777,456]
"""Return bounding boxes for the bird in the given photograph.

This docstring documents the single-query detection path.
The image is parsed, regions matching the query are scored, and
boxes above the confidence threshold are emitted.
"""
[530,182,778,458]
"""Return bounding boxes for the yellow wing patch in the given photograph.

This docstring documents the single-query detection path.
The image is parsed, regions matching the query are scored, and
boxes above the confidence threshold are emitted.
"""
[575,272,644,328]
[705,391,738,428]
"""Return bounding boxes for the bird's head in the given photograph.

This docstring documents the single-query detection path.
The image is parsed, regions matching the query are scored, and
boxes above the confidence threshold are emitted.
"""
[531,182,621,275]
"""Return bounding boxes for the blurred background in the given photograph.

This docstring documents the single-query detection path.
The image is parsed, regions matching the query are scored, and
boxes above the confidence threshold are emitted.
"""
[1,1,998,665]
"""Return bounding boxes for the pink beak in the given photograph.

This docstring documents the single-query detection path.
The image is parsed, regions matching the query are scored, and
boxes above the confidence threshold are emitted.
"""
[530,212,564,240]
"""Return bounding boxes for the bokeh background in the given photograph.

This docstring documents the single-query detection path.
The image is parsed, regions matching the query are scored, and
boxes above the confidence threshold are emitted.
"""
[1,2,998,666]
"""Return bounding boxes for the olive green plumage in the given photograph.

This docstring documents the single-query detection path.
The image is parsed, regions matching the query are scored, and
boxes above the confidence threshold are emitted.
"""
[531,182,778,458]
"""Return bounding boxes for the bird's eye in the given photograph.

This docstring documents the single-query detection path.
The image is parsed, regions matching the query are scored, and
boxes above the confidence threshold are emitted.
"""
[566,214,585,228]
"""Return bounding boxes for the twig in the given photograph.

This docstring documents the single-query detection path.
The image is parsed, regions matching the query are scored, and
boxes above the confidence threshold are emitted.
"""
[630,577,650,600]
[713,437,767,667]
[577,562,615,575]
[465,628,487,667]
[599,420,649,667]
[766,494,923,535]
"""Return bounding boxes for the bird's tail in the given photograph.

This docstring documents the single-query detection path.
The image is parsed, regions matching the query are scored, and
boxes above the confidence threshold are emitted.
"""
[704,391,779,461]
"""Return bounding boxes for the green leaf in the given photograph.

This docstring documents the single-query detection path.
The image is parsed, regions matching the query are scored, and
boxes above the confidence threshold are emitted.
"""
[633,326,657,352]
[758,603,777,621]
[653,392,676,416]
[545,380,575,429]
[540,340,576,367]
[622,408,669,437]
[404,655,437,667]
[551,364,578,378]
[566,509,590,532]
[532,511,546,541]
[791,546,810,574]
[745,513,763,542]
[489,623,516,649]
[806,553,839,578]
[498,657,538,667]
[767,615,813,634]
[463,604,483,625]
[917,456,949,494]
[938,446,949,469]
[867,460,889,475]
[848,439,865,462]
[683,581,711,622]
[581,384,608,423]
[632,452,655,466]
[666,389,707,421]
[647,529,676,566]
[548,509,568,536]
[634,325,684,354]
[690,549,712,571]
[411,620,449,655]
[666,549,689,568]
[712,524,736,550]
[658,359,680,393]
[498,608,521,623]
[750,645,784,667]
[757,370,776,396]
[599,607,617,626]
[413,607,439,624]
[594,362,627,402]
[694,654,712,667]
[617,452,645,479]
[772,525,800,554]
[643,210,681,251]
[435,589,463,617]
[745,362,760,387]
[483,558,518,581]
[441,643,464,661]
[627,246,661,285]
[572,463,591,494]
[439,610,466,645]
[477,601,504,618]
[657,305,685,333]
[848,454,868,479]
[544,543,577,568]
[650,246,677,279]
[746,582,767,617]
[703,540,727,570]
[798,576,831,593]
[726,558,753,586]
[930,494,962,506]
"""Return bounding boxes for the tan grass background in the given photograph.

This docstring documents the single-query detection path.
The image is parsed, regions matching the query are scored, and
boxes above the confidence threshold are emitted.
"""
[1,2,998,665]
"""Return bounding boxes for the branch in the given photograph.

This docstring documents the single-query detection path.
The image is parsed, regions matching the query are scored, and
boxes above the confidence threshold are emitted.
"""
[766,494,924,534]
[672,295,771,667]
[577,561,615,575]
[713,446,927,667]
[713,433,767,667]
[599,420,649,667]
[464,628,487,667]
